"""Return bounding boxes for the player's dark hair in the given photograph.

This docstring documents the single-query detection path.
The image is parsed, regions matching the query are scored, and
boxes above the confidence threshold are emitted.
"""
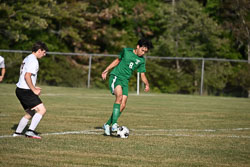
[32,41,48,52]
[137,38,153,50]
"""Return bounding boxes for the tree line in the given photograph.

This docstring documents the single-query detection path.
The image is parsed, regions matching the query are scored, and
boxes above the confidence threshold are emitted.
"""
[0,0,249,97]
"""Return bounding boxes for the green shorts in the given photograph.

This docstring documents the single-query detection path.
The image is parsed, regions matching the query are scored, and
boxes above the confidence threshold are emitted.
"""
[109,75,129,96]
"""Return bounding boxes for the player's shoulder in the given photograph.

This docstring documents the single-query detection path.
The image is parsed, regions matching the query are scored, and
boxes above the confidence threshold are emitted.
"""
[122,48,134,56]
[123,48,133,52]
[27,54,37,60]
[24,54,38,64]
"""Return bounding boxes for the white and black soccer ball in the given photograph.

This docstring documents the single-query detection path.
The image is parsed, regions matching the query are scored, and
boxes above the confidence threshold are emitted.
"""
[117,126,129,138]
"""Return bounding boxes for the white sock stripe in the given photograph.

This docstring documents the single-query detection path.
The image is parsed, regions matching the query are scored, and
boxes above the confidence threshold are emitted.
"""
[31,103,43,110]
[111,76,117,94]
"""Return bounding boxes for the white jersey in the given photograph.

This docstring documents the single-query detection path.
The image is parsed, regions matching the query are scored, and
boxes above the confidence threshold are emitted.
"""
[16,54,39,89]
[0,56,5,68]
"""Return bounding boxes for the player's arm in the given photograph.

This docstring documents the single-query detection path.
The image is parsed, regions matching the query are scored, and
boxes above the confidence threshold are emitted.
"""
[25,72,41,95]
[0,68,5,82]
[141,73,150,92]
[102,58,121,80]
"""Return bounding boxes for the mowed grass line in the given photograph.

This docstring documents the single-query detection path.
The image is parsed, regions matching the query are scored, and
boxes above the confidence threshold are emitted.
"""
[0,83,250,167]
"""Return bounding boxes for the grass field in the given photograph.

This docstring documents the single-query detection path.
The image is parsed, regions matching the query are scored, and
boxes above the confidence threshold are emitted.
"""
[0,83,250,167]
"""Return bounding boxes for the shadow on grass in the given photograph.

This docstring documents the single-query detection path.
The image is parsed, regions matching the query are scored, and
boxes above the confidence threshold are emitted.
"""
[11,124,41,134]
[95,126,120,138]
[94,126,103,130]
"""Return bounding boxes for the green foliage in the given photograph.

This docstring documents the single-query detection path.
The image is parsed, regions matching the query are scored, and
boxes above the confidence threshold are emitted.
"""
[203,0,250,60]
[153,0,240,59]
[39,55,87,87]
[2,54,24,84]
[149,0,246,96]
[223,63,250,97]
[0,0,249,97]
[204,61,234,95]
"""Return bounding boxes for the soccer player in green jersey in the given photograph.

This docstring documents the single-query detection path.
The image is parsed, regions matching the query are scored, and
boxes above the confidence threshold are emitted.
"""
[102,39,153,136]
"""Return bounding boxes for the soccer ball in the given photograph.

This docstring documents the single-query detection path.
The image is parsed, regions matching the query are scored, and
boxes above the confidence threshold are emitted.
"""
[117,126,129,138]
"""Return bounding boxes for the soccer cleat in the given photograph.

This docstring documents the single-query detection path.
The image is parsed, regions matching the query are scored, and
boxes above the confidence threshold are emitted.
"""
[103,124,110,136]
[102,123,106,130]
[111,123,119,132]
[13,132,23,137]
[25,130,41,139]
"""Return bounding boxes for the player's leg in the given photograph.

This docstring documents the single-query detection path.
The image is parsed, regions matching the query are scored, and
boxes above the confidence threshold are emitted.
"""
[111,85,123,128]
[120,96,127,112]
[104,85,122,134]
[120,95,128,116]
[16,88,46,139]
[106,75,119,125]
[25,104,46,139]
[28,103,46,132]
[105,94,127,126]
[116,84,128,122]
[13,112,32,136]
[104,75,123,135]
[14,88,33,136]
[111,81,128,132]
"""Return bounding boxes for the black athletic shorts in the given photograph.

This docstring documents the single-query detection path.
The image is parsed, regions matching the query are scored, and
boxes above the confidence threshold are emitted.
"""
[15,87,42,110]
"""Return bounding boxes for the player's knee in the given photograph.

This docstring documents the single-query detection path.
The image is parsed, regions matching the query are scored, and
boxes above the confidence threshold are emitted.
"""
[25,109,36,117]
[116,96,123,104]
[36,105,46,115]
[24,113,32,120]
[40,107,46,115]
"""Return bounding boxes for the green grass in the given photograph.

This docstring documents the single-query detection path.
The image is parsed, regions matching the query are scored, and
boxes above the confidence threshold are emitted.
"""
[0,83,250,167]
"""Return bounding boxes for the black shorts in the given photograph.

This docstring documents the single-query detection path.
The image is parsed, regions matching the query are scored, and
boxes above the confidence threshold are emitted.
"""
[15,87,42,110]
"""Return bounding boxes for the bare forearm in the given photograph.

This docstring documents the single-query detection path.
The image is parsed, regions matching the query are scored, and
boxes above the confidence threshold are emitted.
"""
[1,68,5,77]
[104,58,120,72]
[102,58,120,80]
[141,73,150,92]
[0,68,5,82]
[25,73,36,92]
[141,73,149,86]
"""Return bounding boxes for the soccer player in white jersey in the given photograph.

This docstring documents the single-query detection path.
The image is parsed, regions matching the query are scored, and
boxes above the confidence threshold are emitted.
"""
[13,41,48,139]
[0,56,5,82]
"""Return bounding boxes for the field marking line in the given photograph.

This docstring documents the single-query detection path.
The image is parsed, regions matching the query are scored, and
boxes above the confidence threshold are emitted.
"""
[135,133,250,138]
[131,128,250,132]
[1,128,250,139]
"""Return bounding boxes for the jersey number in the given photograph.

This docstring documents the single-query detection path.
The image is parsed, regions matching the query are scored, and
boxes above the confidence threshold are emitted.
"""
[129,62,134,69]
[20,62,25,75]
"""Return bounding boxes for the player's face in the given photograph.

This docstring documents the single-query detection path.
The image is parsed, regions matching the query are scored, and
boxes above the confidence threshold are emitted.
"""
[37,49,47,59]
[136,45,148,57]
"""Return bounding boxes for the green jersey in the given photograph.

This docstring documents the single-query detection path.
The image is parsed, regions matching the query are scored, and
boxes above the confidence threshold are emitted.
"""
[110,48,146,81]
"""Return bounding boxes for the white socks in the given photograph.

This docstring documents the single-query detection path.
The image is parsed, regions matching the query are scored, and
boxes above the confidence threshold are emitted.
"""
[29,113,43,131]
[16,117,29,133]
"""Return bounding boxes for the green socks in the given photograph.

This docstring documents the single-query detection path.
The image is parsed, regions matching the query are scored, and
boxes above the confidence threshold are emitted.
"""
[106,114,113,125]
[112,103,120,124]
[106,103,121,125]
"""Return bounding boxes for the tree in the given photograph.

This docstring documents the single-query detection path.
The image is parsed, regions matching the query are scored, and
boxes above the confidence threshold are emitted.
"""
[218,0,250,62]
[150,0,240,94]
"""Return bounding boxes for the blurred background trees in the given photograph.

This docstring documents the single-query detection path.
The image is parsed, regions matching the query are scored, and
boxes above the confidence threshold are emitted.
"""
[0,0,249,97]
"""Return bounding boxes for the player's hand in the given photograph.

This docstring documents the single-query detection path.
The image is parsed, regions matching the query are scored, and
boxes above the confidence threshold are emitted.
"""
[144,84,150,92]
[33,87,41,95]
[102,70,108,80]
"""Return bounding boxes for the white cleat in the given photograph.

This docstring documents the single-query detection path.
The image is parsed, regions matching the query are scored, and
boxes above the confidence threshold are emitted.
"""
[111,123,119,132]
[25,130,41,139]
[13,132,23,137]
[102,124,106,129]
[103,124,110,136]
